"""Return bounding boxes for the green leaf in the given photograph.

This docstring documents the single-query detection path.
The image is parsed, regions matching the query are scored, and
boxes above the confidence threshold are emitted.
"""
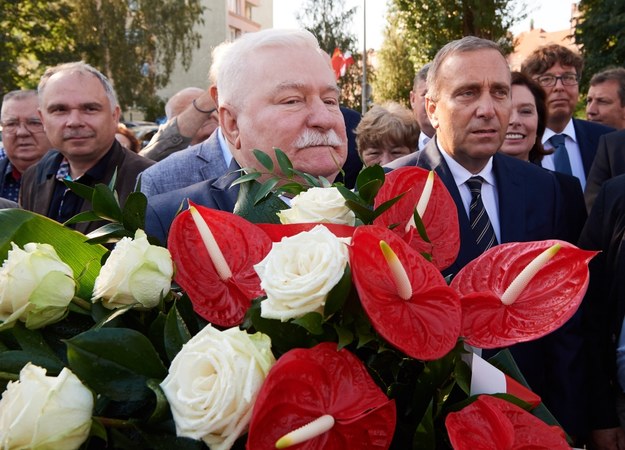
[333,323,354,349]
[413,400,436,450]
[253,177,280,205]
[252,149,274,171]
[233,180,288,224]
[122,192,148,232]
[290,169,322,187]
[274,148,293,175]
[0,209,106,300]
[9,323,64,369]
[62,179,95,201]
[356,164,385,188]
[412,208,431,244]
[146,378,171,424]
[345,199,375,224]
[64,210,102,225]
[243,298,311,355]
[358,178,384,204]
[335,185,361,203]
[92,183,123,222]
[66,328,167,401]
[0,350,65,376]
[164,303,192,362]
[371,192,406,220]
[86,223,132,245]
[323,265,352,317]
[292,312,324,335]
[229,171,262,187]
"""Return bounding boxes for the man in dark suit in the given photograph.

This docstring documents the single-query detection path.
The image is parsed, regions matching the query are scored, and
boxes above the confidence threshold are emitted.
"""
[386,36,584,440]
[145,29,348,244]
[521,44,614,190]
[584,129,625,212]
[579,174,625,450]
[20,62,154,235]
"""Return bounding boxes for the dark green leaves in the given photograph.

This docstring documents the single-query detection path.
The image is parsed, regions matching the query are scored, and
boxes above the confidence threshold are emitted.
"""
[66,328,167,402]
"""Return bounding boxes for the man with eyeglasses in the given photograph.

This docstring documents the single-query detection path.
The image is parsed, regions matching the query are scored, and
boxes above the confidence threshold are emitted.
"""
[0,90,52,202]
[521,44,614,190]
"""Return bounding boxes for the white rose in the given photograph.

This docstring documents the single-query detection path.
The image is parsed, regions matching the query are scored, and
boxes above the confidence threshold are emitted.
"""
[278,186,356,226]
[255,225,349,321]
[92,229,173,309]
[0,242,75,330]
[0,363,93,450]
[161,325,274,450]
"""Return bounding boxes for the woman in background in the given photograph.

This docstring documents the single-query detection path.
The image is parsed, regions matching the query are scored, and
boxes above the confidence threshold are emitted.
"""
[355,102,419,167]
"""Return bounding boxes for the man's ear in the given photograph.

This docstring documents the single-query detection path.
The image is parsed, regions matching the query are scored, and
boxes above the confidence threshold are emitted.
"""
[425,97,439,129]
[219,104,241,149]
[209,85,218,105]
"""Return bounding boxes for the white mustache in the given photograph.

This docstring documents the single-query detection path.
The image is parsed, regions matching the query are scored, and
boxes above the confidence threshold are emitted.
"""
[293,129,344,149]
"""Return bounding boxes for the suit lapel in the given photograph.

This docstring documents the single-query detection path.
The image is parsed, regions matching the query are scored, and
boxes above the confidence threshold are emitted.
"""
[493,153,525,243]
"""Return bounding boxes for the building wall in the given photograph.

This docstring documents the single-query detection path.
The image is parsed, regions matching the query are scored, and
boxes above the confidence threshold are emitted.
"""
[157,0,273,102]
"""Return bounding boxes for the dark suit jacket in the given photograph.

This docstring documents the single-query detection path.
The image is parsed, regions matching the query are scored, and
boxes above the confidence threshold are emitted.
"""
[571,118,615,177]
[584,128,625,213]
[578,174,625,430]
[20,141,154,234]
[386,139,585,436]
[386,140,565,275]
[144,160,241,245]
[336,106,362,189]
[551,170,587,244]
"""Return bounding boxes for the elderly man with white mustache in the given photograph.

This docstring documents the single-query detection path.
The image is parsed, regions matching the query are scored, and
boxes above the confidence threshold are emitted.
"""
[144,28,348,244]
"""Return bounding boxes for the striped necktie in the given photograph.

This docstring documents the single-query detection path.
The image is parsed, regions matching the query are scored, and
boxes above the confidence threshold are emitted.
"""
[466,176,498,253]
[549,134,572,175]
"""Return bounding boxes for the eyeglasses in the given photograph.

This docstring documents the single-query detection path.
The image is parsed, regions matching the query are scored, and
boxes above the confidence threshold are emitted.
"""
[1,118,45,135]
[535,73,579,87]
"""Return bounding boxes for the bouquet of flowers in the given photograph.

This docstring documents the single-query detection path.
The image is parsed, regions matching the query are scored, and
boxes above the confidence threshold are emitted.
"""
[0,154,596,449]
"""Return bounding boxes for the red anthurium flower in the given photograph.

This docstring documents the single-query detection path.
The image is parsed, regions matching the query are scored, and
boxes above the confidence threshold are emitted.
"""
[445,395,569,450]
[167,202,272,327]
[451,240,598,348]
[374,166,460,271]
[350,225,462,360]
[246,342,396,450]
[257,223,356,242]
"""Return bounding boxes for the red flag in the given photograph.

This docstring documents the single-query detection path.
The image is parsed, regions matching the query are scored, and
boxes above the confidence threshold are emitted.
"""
[330,47,354,80]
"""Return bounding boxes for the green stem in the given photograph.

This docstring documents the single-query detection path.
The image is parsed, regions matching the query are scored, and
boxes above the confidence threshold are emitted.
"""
[94,417,136,429]
[71,296,92,312]
[0,371,19,382]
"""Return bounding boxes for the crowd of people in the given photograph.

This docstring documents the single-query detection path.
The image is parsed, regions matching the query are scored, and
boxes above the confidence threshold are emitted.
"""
[1,27,625,449]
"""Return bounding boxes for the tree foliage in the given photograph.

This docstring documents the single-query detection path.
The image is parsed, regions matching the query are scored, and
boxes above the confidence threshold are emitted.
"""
[0,0,77,94]
[296,0,371,112]
[371,4,415,106]
[0,0,204,113]
[373,0,527,104]
[574,0,625,88]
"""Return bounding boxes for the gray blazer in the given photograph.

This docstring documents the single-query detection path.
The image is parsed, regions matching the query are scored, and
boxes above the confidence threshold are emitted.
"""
[138,131,228,197]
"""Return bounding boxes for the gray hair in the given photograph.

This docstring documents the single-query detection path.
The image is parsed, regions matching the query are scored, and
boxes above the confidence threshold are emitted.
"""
[590,67,625,107]
[210,29,323,109]
[38,61,119,111]
[1,90,38,117]
[427,36,507,102]
[412,63,431,90]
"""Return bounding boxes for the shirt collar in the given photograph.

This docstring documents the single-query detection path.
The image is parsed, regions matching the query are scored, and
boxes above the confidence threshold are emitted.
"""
[542,118,577,144]
[437,141,495,187]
